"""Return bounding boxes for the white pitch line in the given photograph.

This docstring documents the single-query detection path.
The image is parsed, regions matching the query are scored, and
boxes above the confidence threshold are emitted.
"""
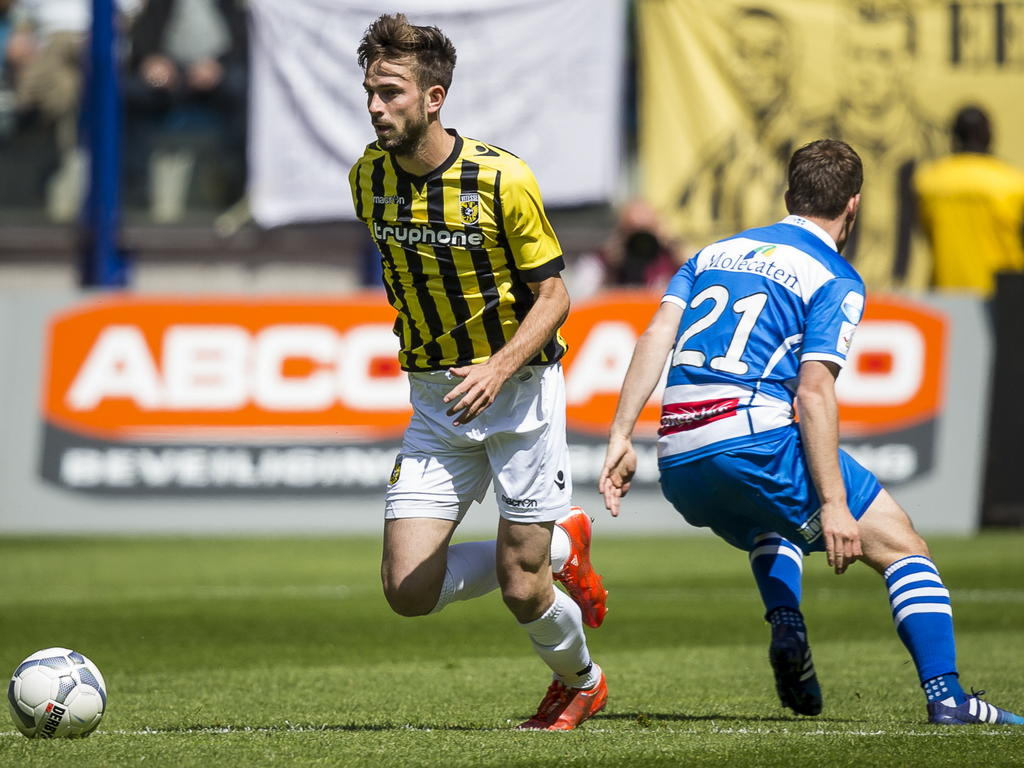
[3,725,1021,738]
[0,584,369,607]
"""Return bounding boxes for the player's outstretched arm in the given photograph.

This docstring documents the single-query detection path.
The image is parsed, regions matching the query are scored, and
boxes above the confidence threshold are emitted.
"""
[600,301,682,516]
[795,360,862,574]
[444,275,569,426]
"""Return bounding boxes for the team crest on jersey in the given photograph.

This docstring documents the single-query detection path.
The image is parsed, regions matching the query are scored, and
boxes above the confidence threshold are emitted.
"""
[460,193,480,225]
[389,455,403,486]
[841,291,865,323]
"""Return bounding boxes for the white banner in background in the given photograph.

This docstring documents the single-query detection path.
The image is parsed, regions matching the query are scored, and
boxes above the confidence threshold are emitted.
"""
[247,0,625,227]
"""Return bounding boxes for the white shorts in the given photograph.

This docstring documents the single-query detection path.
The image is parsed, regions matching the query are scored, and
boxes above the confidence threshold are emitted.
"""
[384,363,573,524]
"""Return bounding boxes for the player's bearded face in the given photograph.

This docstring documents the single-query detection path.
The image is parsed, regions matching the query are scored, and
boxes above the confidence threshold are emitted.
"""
[365,59,430,156]
[379,96,429,155]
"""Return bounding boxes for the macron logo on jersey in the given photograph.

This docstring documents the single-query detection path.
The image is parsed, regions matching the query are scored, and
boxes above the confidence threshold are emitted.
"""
[703,249,798,291]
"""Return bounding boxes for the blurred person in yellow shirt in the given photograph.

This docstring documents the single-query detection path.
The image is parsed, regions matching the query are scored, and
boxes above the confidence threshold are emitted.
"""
[914,106,1024,298]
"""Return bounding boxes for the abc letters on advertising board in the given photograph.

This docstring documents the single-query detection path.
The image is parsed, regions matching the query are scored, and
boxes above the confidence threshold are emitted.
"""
[40,293,945,495]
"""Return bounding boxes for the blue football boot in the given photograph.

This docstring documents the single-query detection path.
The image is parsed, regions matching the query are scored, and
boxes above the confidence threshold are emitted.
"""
[769,622,822,716]
[928,691,1024,725]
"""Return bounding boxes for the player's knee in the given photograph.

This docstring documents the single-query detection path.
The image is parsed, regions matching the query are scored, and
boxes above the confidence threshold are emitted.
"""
[500,580,549,622]
[381,576,438,617]
[905,531,930,559]
[875,526,930,561]
[858,491,933,570]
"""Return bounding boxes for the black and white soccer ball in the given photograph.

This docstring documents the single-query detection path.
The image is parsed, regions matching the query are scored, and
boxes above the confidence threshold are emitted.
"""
[7,647,107,738]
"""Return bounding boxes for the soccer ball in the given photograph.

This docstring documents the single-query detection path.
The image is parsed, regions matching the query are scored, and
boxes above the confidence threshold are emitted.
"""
[7,648,107,738]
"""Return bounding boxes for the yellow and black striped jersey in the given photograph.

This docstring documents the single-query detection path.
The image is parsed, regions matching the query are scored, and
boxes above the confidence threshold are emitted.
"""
[348,130,567,372]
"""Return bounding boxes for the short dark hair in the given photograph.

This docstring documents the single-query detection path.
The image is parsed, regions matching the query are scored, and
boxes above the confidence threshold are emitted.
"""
[357,13,457,92]
[952,105,991,153]
[786,139,863,219]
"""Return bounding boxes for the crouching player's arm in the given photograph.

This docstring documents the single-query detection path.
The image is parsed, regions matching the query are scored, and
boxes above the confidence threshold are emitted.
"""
[600,301,683,516]
[795,360,862,574]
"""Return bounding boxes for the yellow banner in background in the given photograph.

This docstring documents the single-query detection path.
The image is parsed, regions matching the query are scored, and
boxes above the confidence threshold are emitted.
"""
[639,0,1024,291]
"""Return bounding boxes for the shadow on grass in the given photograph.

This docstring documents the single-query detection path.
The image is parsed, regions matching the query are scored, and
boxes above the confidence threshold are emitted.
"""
[141,722,505,733]
[597,712,861,725]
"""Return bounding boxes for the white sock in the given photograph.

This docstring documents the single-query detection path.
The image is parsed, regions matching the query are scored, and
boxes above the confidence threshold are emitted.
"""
[430,540,499,614]
[550,523,571,574]
[522,587,599,688]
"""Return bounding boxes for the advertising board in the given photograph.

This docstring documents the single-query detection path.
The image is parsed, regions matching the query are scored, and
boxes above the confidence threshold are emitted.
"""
[40,293,946,495]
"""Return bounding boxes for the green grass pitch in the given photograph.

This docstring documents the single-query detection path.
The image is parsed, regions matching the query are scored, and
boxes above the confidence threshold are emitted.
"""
[2,531,1023,767]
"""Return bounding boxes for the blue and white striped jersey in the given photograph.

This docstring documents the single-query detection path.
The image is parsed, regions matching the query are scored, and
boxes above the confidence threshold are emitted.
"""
[658,215,865,468]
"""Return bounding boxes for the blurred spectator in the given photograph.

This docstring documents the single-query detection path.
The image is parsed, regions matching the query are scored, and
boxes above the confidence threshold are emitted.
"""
[7,0,87,148]
[122,0,248,222]
[3,0,140,218]
[914,106,1024,298]
[7,0,106,218]
[568,199,682,300]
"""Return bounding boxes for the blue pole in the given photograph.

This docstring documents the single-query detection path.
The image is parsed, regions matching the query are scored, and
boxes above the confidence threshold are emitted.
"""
[81,0,130,287]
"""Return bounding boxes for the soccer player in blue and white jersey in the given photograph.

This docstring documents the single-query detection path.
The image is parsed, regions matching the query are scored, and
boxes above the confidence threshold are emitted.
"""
[599,139,1023,725]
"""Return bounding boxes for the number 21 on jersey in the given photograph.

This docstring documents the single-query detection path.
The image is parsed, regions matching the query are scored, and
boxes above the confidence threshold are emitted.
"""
[672,285,768,375]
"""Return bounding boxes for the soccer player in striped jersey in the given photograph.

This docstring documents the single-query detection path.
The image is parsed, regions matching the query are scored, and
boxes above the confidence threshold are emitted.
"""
[600,139,1023,726]
[348,14,607,731]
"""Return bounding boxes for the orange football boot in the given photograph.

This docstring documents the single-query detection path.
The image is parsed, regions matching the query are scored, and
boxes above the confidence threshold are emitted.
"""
[518,669,608,731]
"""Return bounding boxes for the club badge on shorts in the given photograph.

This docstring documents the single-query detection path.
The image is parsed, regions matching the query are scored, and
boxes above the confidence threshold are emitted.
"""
[389,455,403,486]
[460,193,480,225]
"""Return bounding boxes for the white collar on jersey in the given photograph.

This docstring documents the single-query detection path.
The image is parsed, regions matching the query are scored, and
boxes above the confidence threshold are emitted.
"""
[780,215,838,252]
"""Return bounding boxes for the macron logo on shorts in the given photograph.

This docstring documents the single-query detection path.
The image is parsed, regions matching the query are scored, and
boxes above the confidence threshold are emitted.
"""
[501,494,538,509]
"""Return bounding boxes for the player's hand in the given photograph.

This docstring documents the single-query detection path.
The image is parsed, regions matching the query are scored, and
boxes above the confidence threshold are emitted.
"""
[599,435,637,517]
[443,361,511,426]
[819,500,861,574]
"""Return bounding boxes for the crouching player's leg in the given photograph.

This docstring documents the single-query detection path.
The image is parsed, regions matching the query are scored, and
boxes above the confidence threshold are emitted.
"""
[749,533,821,716]
[499,517,607,731]
[858,490,1024,725]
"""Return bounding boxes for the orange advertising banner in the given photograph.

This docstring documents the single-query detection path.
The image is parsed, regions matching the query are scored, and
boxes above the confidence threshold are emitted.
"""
[40,292,946,494]
[43,295,410,442]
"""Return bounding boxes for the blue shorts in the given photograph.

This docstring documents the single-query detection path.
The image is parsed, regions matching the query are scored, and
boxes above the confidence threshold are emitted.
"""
[659,426,882,554]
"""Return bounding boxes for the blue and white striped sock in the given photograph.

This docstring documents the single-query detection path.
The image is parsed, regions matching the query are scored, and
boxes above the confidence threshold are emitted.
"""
[749,533,804,617]
[884,556,963,704]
